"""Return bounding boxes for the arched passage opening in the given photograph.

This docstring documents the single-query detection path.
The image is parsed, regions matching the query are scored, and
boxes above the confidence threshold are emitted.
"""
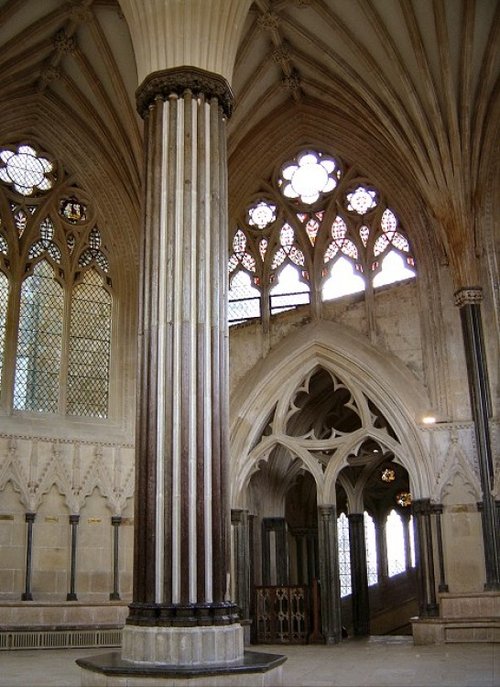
[230,322,434,645]
[336,445,417,638]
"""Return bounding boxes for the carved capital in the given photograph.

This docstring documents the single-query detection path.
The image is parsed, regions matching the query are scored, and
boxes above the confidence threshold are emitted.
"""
[454,287,483,307]
[136,66,233,119]
[318,504,335,521]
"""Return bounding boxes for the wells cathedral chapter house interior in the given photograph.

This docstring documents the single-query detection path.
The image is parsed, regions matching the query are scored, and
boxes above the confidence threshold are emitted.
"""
[0,1,498,685]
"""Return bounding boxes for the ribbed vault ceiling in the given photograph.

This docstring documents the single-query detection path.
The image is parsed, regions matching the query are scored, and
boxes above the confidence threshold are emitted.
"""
[0,0,498,285]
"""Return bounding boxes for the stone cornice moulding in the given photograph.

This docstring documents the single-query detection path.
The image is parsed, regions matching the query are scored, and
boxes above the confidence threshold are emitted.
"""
[135,66,234,119]
[0,432,133,450]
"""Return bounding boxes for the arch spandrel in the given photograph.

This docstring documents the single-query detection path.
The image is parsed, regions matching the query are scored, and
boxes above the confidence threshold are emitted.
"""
[230,320,433,508]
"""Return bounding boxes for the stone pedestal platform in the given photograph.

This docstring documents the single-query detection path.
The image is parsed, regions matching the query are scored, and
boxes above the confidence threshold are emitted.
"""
[411,592,500,644]
[77,650,285,686]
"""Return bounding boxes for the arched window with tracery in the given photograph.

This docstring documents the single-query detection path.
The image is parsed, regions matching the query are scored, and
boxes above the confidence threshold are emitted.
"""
[364,511,379,586]
[337,512,352,597]
[14,260,64,412]
[229,148,416,325]
[0,142,113,418]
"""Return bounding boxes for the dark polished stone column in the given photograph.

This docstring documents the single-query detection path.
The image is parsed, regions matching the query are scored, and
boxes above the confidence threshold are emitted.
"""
[118,66,243,667]
[231,509,250,620]
[262,517,289,585]
[412,500,426,616]
[412,499,438,617]
[110,516,122,601]
[317,505,342,644]
[21,512,35,601]
[431,505,448,593]
[455,287,500,590]
[291,527,317,585]
[348,513,370,636]
[374,516,388,585]
[67,514,79,601]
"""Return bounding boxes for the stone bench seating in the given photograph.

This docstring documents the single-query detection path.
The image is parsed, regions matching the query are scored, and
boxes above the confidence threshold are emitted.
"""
[411,592,500,644]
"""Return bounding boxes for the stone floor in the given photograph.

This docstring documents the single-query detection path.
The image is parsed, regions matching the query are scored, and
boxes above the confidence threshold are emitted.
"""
[0,636,498,687]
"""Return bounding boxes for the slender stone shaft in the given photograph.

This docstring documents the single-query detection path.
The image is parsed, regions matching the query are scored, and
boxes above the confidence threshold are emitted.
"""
[317,505,342,643]
[455,287,500,590]
[348,513,370,636]
[22,512,35,601]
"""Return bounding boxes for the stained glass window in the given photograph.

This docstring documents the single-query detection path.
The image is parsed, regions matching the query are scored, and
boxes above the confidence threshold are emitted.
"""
[67,270,111,417]
[364,512,378,586]
[346,186,377,215]
[337,513,352,597]
[270,264,310,315]
[0,145,53,196]
[372,250,415,287]
[228,270,261,324]
[248,200,276,229]
[0,272,8,389]
[0,143,114,418]
[79,227,109,272]
[279,151,340,204]
[14,261,64,412]
[59,196,87,223]
[228,228,256,275]
[386,509,405,576]
[231,148,416,323]
[322,257,365,301]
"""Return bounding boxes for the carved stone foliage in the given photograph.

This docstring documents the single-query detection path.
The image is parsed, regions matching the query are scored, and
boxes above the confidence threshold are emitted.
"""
[0,435,134,515]
[135,66,234,118]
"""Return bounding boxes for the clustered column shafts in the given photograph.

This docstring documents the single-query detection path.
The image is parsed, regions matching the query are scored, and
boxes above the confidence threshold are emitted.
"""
[348,513,370,636]
[231,509,251,621]
[317,505,342,643]
[455,287,500,591]
[431,505,448,593]
[261,517,289,586]
[412,499,438,617]
[129,67,238,627]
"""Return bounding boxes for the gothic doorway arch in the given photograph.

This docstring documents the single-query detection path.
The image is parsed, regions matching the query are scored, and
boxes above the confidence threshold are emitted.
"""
[230,322,433,643]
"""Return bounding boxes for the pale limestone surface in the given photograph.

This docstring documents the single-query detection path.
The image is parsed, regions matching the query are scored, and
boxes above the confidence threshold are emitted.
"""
[0,638,498,687]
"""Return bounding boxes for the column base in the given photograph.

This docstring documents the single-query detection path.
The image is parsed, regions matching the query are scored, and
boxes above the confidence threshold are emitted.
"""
[77,650,286,686]
[121,623,244,665]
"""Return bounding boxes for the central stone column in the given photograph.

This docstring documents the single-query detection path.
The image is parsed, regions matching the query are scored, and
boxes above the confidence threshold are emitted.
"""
[78,62,285,687]
[122,67,241,666]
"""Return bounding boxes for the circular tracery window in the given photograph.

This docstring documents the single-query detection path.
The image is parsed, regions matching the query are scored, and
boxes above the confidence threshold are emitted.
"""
[279,150,340,205]
[0,145,54,196]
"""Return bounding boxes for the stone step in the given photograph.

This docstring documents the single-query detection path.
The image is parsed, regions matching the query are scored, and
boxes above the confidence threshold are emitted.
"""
[411,616,500,644]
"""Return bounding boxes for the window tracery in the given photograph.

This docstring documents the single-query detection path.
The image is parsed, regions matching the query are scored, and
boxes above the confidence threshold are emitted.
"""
[229,148,416,325]
[0,142,113,418]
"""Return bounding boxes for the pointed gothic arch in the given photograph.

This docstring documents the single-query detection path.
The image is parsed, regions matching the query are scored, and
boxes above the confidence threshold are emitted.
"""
[230,320,433,508]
